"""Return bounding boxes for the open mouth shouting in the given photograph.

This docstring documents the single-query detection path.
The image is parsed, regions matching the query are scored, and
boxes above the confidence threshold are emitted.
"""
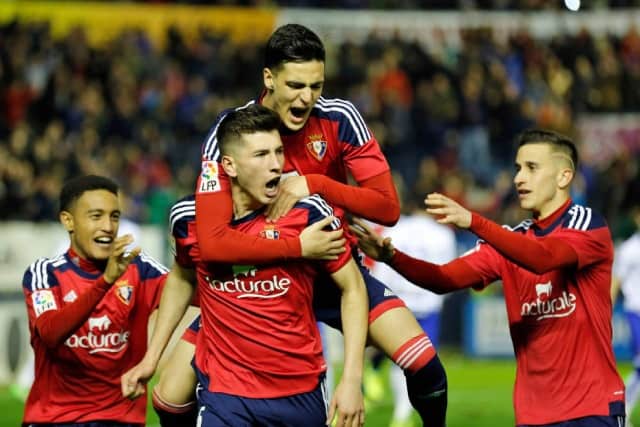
[265,176,281,198]
[289,106,310,126]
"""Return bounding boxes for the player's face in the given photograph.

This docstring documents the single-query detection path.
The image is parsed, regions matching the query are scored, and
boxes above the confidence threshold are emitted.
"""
[60,190,121,261]
[513,143,571,219]
[262,60,324,132]
[228,130,285,210]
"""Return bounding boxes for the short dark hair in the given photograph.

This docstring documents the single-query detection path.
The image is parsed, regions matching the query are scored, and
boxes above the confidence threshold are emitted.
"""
[59,175,119,213]
[517,129,578,171]
[264,24,325,70]
[218,104,281,155]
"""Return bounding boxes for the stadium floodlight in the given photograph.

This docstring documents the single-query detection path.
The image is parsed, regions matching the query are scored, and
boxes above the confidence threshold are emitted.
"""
[564,0,580,11]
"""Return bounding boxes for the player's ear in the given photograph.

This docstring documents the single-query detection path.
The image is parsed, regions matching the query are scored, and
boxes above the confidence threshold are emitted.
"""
[263,67,274,91]
[221,155,238,178]
[557,168,573,190]
[59,210,74,233]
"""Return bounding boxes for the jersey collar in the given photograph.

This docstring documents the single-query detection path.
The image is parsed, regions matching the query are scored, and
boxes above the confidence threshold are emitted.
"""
[66,247,105,277]
[532,198,573,236]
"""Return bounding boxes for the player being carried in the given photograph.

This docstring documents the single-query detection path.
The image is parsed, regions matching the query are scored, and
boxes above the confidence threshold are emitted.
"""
[123,104,368,426]
[147,23,448,427]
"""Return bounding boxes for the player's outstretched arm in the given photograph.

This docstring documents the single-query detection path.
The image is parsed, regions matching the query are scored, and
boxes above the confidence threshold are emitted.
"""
[350,218,480,294]
[195,190,344,263]
[425,192,579,274]
[327,258,367,427]
[34,235,140,349]
[122,263,195,399]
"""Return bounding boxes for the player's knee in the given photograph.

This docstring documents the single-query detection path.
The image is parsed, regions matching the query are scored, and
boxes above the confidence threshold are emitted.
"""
[406,353,447,393]
[152,387,198,427]
[404,354,448,427]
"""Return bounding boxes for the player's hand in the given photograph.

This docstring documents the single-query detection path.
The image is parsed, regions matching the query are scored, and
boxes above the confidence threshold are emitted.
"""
[265,176,310,222]
[349,218,395,263]
[121,356,156,399]
[425,192,472,229]
[327,378,365,427]
[103,234,141,284]
[300,216,346,260]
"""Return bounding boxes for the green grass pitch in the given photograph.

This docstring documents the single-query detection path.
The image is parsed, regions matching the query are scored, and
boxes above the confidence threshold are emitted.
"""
[1,354,635,426]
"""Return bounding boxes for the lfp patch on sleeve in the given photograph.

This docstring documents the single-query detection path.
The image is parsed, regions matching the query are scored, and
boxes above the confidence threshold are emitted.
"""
[32,289,57,317]
[198,161,221,193]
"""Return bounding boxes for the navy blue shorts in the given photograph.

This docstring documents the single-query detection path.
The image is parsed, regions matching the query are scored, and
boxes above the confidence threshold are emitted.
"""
[194,365,328,427]
[518,402,625,427]
[312,252,405,330]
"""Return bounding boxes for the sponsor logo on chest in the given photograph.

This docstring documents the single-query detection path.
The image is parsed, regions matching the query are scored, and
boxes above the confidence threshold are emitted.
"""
[306,133,327,161]
[206,265,291,299]
[64,314,130,354]
[520,281,577,320]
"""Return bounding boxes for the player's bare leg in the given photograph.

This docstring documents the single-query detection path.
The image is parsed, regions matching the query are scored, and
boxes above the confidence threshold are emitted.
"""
[152,338,198,427]
[368,306,447,427]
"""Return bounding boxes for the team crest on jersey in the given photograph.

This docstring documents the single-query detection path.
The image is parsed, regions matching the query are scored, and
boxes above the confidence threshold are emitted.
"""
[115,280,134,305]
[259,225,280,240]
[306,134,327,161]
[32,289,57,317]
[199,161,221,193]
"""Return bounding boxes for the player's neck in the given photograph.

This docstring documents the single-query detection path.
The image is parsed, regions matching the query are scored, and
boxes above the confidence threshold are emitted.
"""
[534,197,572,226]
[231,184,264,220]
[67,247,106,274]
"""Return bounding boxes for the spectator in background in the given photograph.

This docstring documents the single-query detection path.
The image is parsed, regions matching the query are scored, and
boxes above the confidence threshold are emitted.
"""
[613,205,640,426]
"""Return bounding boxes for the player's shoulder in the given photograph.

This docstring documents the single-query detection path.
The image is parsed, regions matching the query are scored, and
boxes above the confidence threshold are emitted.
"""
[169,194,196,238]
[22,255,67,292]
[561,203,607,232]
[313,96,363,121]
[131,251,169,278]
[293,194,341,230]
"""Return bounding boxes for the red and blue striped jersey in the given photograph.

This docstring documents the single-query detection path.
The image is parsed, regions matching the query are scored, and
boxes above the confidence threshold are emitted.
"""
[462,202,624,425]
[170,194,350,398]
[22,251,167,424]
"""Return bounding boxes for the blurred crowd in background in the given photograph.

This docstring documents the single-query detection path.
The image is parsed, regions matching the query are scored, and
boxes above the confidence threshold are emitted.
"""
[1,16,638,241]
[100,1,640,10]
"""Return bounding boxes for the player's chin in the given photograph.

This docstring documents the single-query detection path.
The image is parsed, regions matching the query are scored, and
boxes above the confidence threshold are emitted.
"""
[89,245,112,260]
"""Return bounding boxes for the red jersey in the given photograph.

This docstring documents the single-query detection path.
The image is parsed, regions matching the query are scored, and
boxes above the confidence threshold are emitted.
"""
[461,202,624,424]
[199,96,391,247]
[22,251,167,424]
[170,194,351,398]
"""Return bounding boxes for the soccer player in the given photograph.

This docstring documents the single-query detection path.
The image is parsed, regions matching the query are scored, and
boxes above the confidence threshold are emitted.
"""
[123,104,367,426]
[169,23,446,427]
[21,175,168,426]
[612,205,640,425]
[367,196,457,427]
[352,129,626,427]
